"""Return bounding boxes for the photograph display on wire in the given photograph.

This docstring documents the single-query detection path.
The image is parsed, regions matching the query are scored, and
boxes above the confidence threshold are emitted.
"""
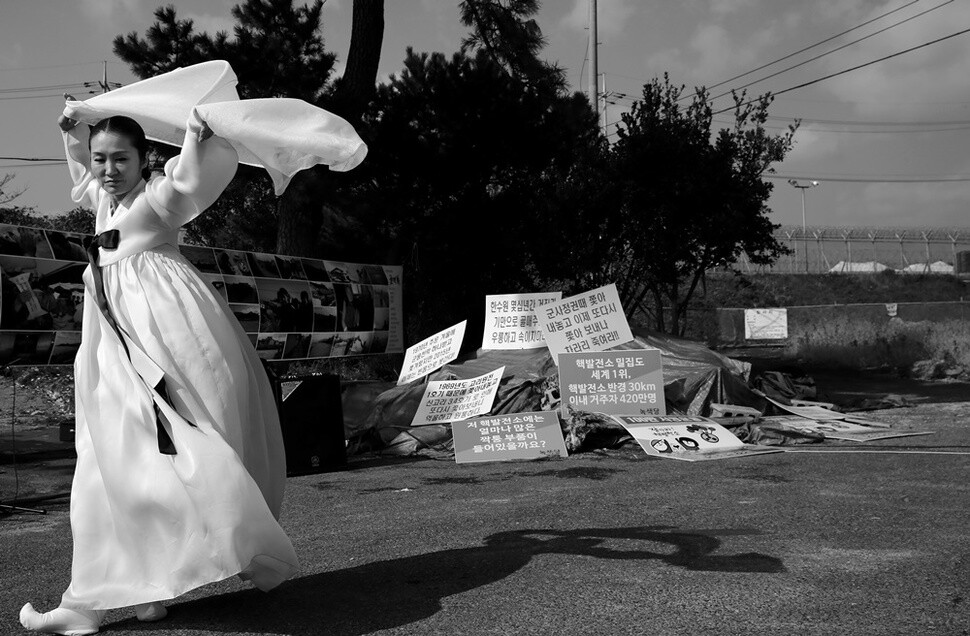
[0,224,404,366]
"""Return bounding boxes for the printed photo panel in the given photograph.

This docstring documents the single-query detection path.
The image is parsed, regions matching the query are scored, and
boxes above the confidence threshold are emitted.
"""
[0,224,55,259]
[224,275,258,304]
[229,303,260,332]
[0,255,86,331]
[255,332,286,360]
[215,249,253,276]
[331,331,369,357]
[301,258,330,282]
[274,255,307,280]
[0,331,55,366]
[46,230,89,262]
[323,260,355,283]
[255,278,313,333]
[180,245,221,274]
[308,333,335,358]
[247,252,281,278]
[200,273,228,302]
[49,331,82,365]
[282,332,311,360]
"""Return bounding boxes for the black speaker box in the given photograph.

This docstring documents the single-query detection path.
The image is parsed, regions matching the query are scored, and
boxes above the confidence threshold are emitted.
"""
[265,368,347,476]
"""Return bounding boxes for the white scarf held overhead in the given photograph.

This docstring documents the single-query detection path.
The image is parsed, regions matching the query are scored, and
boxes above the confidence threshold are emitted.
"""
[63,60,367,195]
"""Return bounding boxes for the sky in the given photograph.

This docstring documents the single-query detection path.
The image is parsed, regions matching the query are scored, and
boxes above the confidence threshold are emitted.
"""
[1,0,968,230]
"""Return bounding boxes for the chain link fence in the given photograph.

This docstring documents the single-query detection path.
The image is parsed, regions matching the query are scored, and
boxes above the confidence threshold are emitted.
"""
[736,225,970,275]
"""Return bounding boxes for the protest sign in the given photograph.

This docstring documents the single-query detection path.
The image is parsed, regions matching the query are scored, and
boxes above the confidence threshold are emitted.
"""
[610,415,783,461]
[411,366,505,426]
[558,350,665,418]
[482,292,562,350]
[758,392,891,428]
[759,415,932,442]
[397,320,467,385]
[743,308,788,340]
[452,411,568,463]
[535,283,634,360]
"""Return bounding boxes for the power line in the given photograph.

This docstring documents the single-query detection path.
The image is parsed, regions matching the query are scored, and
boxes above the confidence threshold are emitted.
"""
[0,83,87,94]
[0,60,123,73]
[0,90,100,101]
[0,162,65,168]
[706,0,928,92]
[712,25,970,115]
[707,0,954,103]
[766,173,970,183]
[768,115,970,126]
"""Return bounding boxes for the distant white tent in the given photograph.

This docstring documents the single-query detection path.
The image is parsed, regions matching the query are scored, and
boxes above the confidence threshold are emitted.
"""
[828,261,892,273]
[898,261,954,275]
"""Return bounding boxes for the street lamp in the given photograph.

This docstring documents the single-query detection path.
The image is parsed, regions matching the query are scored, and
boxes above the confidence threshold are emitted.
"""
[788,179,819,273]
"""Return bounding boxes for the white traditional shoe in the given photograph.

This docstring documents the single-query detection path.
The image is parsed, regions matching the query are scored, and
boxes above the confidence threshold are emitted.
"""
[19,603,104,636]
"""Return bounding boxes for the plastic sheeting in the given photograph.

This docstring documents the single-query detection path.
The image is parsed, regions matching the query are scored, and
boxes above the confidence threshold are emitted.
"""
[346,329,768,455]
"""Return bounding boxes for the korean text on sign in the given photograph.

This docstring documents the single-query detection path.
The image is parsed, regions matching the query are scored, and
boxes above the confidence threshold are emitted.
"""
[535,283,634,359]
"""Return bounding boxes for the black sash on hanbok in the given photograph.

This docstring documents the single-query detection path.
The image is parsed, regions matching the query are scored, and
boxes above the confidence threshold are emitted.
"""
[85,230,193,455]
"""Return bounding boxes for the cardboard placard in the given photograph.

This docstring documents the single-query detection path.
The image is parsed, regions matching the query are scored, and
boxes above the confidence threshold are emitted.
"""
[535,283,634,359]
[452,411,567,463]
[482,292,562,350]
[610,415,783,461]
[411,366,505,425]
[558,350,665,418]
[397,320,467,385]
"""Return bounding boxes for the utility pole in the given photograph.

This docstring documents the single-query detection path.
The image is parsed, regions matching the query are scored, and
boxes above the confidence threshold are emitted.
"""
[588,0,598,118]
[788,179,819,273]
[601,72,607,130]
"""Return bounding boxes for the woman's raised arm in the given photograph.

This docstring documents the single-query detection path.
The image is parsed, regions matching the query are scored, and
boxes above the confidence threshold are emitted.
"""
[59,93,99,208]
[146,110,238,230]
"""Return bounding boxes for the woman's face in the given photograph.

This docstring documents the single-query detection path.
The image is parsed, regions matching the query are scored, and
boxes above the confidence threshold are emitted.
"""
[90,130,147,200]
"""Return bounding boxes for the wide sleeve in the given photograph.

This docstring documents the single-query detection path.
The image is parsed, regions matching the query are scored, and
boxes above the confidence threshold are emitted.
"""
[62,125,99,209]
[145,111,239,230]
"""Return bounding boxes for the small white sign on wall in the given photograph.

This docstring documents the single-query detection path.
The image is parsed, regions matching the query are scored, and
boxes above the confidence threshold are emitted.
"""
[743,308,788,340]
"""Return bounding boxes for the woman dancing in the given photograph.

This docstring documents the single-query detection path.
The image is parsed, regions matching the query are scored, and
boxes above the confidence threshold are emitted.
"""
[19,95,304,633]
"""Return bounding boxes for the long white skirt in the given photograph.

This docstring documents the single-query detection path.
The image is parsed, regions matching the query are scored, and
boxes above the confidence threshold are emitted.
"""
[61,244,299,610]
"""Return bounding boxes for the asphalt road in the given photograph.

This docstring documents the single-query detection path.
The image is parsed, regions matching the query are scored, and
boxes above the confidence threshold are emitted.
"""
[1,389,968,636]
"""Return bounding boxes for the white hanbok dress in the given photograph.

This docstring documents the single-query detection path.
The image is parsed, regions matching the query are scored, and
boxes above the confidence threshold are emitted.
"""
[59,116,299,611]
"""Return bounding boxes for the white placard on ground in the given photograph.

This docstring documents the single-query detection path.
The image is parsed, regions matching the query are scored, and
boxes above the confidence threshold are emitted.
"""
[535,283,634,360]
[759,393,891,428]
[411,366,505,426]
[558,350,665,418]
[759,415,933,442]
[397,320,467,385]
[610,415,783,461]
[452,411,568,463]
[482,292,562,350]
[744,308,788,340]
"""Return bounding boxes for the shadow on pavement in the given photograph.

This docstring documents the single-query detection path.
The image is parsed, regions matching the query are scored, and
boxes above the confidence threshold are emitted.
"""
[129,526,783,636]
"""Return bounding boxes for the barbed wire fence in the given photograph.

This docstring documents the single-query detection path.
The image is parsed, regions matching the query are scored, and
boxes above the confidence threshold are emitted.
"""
[735,225,970,274]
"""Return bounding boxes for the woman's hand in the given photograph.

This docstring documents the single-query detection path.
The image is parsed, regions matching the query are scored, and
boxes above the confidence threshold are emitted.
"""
[58,93,78,131]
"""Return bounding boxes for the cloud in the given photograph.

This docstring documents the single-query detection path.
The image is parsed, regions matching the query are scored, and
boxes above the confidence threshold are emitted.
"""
[77,0,142,25]
[183,12,236,36]
[562,0,637,38]
[814,1,970,117]
[643,17,783,90]
[708,0,760,18]
[0,43,24,69]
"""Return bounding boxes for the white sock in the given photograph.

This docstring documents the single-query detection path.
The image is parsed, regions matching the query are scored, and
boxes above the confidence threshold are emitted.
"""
[134,602,167,622]
[19,603,104,636]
